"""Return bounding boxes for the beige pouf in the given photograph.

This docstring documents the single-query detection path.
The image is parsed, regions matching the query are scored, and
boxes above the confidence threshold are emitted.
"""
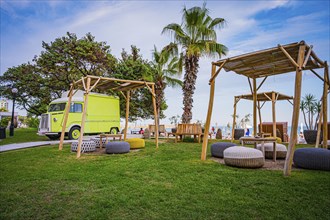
[224,146,265,168]
[71,140,96,152]
[257,143,287,159]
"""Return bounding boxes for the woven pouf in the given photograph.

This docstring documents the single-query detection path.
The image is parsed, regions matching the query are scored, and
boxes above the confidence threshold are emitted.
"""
[256,143,287,159]
[71,140,96,152]
[224,146,265,168]
[211,142,237,158]
[105,141,130,154]
[126,138,145,149]
[91,137,107,148]
[293,148,330,171]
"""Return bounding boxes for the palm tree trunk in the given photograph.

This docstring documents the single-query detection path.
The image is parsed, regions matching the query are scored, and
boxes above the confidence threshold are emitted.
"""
[155,81,164,127]
[182,55,199,123]
[302,110,308,130]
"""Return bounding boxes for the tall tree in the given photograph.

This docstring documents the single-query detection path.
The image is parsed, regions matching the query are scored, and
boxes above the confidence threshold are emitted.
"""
[149,46,182,125]
[162,3,228,123]
[35,32,117,90]
[0,63,51,115]
[114,46,158,121]
[0,32,117,116]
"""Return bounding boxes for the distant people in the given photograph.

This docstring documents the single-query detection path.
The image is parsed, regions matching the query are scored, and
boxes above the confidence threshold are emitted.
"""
[139,128,144,134]
[245,128,250,136]
[212,127,215,134]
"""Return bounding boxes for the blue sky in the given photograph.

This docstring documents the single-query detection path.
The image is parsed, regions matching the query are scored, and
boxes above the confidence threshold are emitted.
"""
[1,0,329,127]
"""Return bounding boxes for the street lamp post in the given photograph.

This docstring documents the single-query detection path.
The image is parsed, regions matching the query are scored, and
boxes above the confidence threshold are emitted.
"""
[9,88,18,136]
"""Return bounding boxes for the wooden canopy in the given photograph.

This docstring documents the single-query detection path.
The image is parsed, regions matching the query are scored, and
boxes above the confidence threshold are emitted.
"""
[211,41,324,78]
[235,91,293,102]
[58,76,159,158]
[231,91,293,142]
[202,41,329,176]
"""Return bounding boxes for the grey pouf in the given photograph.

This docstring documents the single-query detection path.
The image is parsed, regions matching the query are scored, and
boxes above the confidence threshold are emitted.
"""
[211,142,237,158]
[224,146,265,168]
[91,137,107,148]
[71,140,96,152]
[293,148,330,171]
[105,141,130,154]
[257,143,287,159]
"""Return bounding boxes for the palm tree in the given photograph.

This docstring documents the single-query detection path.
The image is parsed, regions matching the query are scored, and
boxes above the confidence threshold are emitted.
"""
[302,94,317,129]
[150,46,183,125]
[162,3,228,123]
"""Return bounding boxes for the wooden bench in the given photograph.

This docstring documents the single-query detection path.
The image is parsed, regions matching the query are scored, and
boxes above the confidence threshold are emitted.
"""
[99,134,122,148]
[174,124,203,143]
[148,125,166,136]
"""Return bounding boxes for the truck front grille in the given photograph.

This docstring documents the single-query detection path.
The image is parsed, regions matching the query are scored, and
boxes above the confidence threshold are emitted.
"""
[40,114,49,130]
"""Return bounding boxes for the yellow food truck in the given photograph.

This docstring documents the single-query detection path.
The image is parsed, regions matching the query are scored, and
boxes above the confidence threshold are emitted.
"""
[38,90,120,140]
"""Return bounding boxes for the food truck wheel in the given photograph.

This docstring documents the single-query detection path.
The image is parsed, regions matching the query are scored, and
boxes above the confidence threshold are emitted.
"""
[69,126,81,140]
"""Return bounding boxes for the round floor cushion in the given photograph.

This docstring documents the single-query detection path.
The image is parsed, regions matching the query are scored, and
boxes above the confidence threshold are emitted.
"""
[224,146,265,168]
[91,137,107,148]
[211,142,237,158]
[256,143,287,159]
[71,140,96,152]
[126,138,145,149]
[293,148,330,171]
[105,141,130,154]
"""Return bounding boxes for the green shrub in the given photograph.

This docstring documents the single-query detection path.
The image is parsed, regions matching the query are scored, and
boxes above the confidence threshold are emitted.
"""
[26,117,40,128]
[0,117,11,128]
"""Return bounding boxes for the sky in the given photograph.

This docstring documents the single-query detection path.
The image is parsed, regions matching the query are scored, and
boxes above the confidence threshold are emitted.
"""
[1,0,329,127]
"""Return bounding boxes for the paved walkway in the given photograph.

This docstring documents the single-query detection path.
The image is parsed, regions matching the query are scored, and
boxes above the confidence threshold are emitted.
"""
[0,140,75,152]
[0,134,144,152]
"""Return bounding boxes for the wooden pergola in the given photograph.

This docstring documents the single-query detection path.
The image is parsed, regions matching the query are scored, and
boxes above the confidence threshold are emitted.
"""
[201,41,329,176]
[58,75,159,158]
[231,91,293,141]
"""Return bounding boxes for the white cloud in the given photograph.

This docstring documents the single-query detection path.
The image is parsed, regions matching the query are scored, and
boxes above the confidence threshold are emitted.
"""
[1,0,329,126]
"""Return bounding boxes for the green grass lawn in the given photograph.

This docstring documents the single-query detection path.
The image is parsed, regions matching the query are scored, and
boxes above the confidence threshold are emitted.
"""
[0,128,49,145]
[1,140,329,219]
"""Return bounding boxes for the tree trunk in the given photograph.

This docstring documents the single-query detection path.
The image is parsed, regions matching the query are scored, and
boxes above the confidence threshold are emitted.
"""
[182,55,199,123]
[155,81,164,126]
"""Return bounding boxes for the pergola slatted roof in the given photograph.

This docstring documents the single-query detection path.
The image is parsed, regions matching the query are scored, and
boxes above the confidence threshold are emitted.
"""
[236,91,293,101]
[213,41,324,78]
[74,75,154,92]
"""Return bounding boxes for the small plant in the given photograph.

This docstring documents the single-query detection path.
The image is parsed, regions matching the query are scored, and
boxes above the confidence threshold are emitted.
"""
[300,94,321,130]
[169,115,180,126]
[231,114,251,128]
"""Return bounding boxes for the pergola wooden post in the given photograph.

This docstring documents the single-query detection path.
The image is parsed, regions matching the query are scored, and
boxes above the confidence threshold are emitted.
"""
[151,85,159,148]
[271,92,276,139]
[124,91,130,141]
[284,44,306,176]
[257,101,263,134]
[59,85,74,150]
[322,62,329,148]
[231,96,238,143]
[77,77,91,158]
[201,41,327,176]
[252,78,257,136]
[201,64,217,160]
